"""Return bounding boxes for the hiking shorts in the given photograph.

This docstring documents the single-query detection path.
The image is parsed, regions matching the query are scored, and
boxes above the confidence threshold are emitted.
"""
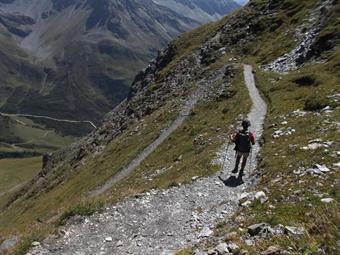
[236,151,249,158]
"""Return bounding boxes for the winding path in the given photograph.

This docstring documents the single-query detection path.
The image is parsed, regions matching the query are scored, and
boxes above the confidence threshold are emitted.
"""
[0,112,97,129]
[28,65,267,255]
[90,67,226,197]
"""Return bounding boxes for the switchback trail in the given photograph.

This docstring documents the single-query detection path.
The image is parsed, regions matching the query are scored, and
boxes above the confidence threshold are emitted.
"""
[0,112,97,129]
[89,67,227,197]
[28,65,267,255]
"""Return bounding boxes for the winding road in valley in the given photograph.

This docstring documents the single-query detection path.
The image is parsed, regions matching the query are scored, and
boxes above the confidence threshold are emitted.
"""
[28,65,267,255]
[0,112,97,129]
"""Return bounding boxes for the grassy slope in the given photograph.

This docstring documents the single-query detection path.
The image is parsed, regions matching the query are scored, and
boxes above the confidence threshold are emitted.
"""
[186,0,340,254]
[0,115,75,156]
[226,53,339,255]
[0,17,253,253]
[0,157,42,195]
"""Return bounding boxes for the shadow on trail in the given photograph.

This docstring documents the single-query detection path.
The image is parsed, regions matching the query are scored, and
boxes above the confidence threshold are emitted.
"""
[218,175,244,187]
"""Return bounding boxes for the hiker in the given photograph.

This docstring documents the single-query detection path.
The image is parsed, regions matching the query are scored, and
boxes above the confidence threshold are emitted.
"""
[230,120,255,176]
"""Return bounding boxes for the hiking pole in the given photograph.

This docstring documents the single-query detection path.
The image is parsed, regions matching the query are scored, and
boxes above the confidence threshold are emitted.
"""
[248,147,253,173]
[221,142,230,172]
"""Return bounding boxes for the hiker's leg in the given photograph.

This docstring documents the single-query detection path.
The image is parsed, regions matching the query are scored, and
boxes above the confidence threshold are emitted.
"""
[233,154,241,173]
[239,154,249,176]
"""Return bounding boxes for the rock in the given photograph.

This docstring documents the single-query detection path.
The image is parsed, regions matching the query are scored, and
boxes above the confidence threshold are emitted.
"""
[0,236,18,253]
[240,250,249,255]
[32,241,41,246]
[333,162,340,168]
[208,248,218,255]
[255,191,268,204]
[244,239,254,246]
[315,164,330,173]
[261,246,282,255]
[239,191,268,206]
[226,242,239,252]
[225,232,238,241]
[192,176,200,181]
[195,251,207,255]
[248,223,269,236]
[199,227,213,238]
[105,237,113,242]
[240,201,252,207]
[321,198,334,203]
[116,240,123,247]
[284,226,305,236]
[215,243,229,254]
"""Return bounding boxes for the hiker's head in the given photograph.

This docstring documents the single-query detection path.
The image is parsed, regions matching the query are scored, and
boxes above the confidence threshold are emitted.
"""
[242,119,251,129]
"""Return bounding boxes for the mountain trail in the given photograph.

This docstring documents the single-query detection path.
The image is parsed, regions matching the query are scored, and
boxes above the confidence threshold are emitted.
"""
[28,64,267,255]
[89,66,226,197]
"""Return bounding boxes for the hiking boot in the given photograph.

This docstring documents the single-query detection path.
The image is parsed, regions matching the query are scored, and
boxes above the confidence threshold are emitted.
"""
[232,167,238,174]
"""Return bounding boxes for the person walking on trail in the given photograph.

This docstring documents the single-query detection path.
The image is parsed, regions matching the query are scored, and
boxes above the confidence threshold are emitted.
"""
[230,119,255,176]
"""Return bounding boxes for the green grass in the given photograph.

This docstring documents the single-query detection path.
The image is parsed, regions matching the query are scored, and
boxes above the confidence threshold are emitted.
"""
[0,157,42,194]
[0,115,75,156]
[0,99,181,236]
[209,52,340,254]
[104,68,251,199]
[0,62,251,255]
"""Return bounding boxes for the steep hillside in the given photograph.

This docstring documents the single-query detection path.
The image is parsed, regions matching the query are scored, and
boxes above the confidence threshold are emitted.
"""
[0,0,339,254]
[0,0,239,136]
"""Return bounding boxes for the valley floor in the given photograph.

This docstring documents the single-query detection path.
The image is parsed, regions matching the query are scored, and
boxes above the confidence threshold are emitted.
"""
[27,65,267,255]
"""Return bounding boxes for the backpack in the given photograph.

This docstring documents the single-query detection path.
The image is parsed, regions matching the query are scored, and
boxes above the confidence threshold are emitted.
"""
[235,130,251,153]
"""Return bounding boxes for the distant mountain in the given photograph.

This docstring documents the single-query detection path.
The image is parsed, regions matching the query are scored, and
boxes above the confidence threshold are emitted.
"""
[0,0,240,136]
[153,0,240,23]
[234,0,248,5]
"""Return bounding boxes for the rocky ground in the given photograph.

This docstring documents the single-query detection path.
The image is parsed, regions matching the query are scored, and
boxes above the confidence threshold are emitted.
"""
[27,65,267,255]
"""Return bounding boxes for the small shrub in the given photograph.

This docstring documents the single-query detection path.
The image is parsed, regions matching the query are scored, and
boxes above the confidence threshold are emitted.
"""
[292,75,319,87]
[57,201,104,226]
[218,88,237,101]
[168,181,179,188]
[222,107,230,114]
[304,96,329,111]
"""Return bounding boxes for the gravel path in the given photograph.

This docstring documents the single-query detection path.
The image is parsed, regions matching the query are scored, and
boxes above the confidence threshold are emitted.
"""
[28,64,267,255]
[90,67,226,197]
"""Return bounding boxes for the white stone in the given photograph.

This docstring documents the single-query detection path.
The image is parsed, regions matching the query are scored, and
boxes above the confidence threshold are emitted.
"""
[199,227,213,238]
[227,242,239,252]
[321,198,334,203]
[105,237,113,242]
[316,164,330,173]
[255,191,268,204]
[215,243,229,254]
[333,162,340,168]
[32,241,41,246]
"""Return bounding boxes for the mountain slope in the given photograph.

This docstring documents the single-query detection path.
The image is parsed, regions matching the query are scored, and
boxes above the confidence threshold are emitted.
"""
[0,0,339,254]
[0,0,239,137]
[153,0,240,23]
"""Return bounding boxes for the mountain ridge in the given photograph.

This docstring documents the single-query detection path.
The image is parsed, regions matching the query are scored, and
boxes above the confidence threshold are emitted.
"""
[0,0,239,136]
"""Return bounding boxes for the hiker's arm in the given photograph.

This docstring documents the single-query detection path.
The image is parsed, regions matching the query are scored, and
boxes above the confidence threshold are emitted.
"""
[250,132,255,145]
[230,133,238,143]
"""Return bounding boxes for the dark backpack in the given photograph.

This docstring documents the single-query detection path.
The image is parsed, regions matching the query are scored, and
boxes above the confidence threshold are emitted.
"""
[235,130,251,153]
